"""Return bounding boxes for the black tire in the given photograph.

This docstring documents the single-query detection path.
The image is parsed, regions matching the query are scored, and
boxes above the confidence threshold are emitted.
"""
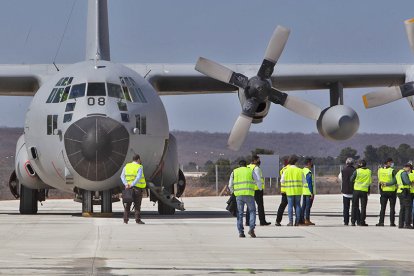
[158,201,175,215]
[19,185,38,214]
[101,190,112,213]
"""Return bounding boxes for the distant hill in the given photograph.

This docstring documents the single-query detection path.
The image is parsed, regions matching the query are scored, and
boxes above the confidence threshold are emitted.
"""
[172,131,414,166]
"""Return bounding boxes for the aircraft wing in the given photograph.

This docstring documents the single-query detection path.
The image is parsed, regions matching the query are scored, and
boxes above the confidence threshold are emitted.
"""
[126,63,409,95]
[0,64,60,96]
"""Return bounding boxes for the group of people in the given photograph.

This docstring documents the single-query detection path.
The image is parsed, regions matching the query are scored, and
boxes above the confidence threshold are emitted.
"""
[228,154,315,238]
[340,157,414,229]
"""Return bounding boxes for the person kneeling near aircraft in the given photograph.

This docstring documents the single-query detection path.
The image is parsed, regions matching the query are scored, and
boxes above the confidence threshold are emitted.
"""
[228,160,262,238]
[121,154,146,224]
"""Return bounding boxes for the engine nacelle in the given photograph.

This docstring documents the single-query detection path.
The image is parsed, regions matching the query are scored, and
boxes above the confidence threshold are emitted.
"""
[317,105,359,141]
[15,135,50,190]
[238,90,271,124]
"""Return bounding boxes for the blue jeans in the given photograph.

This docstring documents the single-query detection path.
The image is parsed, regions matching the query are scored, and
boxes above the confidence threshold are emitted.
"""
[287,195,302,224]
[301,195,311,221]
[236,195,256,234]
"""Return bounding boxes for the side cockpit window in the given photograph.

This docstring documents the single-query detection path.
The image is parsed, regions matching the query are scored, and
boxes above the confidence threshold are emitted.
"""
[119,77,147,103]
[46,77,74,103]
[69,83,86,99]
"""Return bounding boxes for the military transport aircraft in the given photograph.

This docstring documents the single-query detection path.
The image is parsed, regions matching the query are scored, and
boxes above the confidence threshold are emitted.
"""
[1,0,413,215]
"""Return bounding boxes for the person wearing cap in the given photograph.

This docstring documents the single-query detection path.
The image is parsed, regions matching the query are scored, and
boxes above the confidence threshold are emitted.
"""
[280,155,305,226]
[350,159,372,226]
[339,157,360,226]
[376,158,397,227]
[396,163,413,229]
[228,159,262,238]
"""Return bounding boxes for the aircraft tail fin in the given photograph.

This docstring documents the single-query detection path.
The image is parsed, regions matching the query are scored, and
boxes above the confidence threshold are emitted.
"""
[85,0,110,61]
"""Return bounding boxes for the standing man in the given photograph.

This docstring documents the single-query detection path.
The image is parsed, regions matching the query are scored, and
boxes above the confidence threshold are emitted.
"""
[396,163,413,229]
[350,160,372,226]
[340,158,360,226]
[246,155,271,226]
[275,159,289,226]
[281,155,305,226]
[121,154,146,224]
[229,160,262,238]
[301,158,315,226]
[376,158,397,227]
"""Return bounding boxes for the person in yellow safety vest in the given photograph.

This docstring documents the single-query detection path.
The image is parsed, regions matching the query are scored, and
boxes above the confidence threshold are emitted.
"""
[228,159,262,238]
[121,154,147,224]
[396,163,413,229]
[281,155,305,226]
[301,158,315,226]
[246,155,271,226]
[350,159,371,226]
[275,160,289,226]
[376,158,397,227]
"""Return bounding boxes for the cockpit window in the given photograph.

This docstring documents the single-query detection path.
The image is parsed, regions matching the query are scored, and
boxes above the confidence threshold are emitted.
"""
[87,83,106,96]
[69,83,86,99]
[47,76,74,103]
[107,83,124,99]
[119,77,147,103]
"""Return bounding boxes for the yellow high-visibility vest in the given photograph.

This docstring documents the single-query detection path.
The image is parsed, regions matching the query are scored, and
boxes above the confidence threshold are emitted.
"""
[302,167,314,196]
[233,167,255,197]
[408,171,414,194]
[354,168,372,192]
[125,162,146,188]
[248,164,265,191]
[396,169,410,194]
[283,166,303,196]
[280,165,289,193]
[377,167,396,192]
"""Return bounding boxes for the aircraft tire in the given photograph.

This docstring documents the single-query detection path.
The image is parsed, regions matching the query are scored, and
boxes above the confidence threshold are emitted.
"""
[158,201,175,215]
[19,185,38,214]
[101,189,112,213]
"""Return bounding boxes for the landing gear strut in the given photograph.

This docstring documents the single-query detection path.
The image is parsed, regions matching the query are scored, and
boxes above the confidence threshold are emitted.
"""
[82,190,93,215]
[101,189,112,213]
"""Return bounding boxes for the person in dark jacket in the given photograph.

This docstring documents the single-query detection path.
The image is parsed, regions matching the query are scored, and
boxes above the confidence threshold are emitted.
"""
[339,157,360,226]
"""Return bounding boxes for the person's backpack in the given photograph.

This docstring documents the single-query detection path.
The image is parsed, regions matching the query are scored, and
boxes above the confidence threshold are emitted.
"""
[122,188,134,203]
[226,194,237,217]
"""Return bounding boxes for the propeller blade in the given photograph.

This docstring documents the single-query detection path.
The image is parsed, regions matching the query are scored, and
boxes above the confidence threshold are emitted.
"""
[227,114,253,151]
[195,57,248,88]
[362,86,403,108]
[405,18,414,54]
[268,88,321,120]
[258,26,290,79]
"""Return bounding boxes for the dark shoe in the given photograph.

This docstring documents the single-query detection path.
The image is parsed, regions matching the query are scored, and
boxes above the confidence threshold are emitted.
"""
[404,225,413,229]
[248,229,256,238]
[275,222,282,226]
[123,219,128,224]
[260,222,271,226]
[390,223,396,227]
[360,223,368,227]
[239,233,246,238]
[398,225,404,229]
[351,223,356,226]
[287,222,293,226]
[136,220,145,224]
[376,223,384,227]
[344,223,349,226]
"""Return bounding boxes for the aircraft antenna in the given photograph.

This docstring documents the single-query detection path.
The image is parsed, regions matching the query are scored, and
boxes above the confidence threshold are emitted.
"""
[52,0,77,67]
[144,69,152,79]
[53,62,60,72]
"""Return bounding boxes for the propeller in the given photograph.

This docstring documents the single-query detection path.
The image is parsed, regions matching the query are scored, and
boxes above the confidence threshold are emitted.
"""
[195,26,322,151]
[362,18,414,108]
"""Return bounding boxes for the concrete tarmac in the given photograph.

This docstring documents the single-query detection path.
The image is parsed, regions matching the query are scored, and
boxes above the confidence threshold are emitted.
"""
[0,194,413,275]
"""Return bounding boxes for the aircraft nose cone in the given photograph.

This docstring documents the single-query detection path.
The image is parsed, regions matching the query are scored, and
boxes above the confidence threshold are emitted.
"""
[64,116,130,181]
[81,123,112,160]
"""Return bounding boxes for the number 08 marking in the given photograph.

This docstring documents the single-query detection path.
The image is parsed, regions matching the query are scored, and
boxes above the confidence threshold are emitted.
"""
[87,97,106,106]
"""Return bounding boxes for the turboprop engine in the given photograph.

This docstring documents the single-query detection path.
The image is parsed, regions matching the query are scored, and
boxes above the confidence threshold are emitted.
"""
[316,105,359,140]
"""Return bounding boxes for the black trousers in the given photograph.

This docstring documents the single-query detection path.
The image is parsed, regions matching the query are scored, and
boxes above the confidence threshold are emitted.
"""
[398,192,413,227]
[343,196,360,225]
[352,190,367,224]
[276,193,288,223]
[378,191,396,224]
[246,190,267,224]
[123,188,144,222]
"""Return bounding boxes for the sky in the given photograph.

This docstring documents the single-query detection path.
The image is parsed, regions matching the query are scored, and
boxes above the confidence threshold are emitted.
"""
[0,0,414,134]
